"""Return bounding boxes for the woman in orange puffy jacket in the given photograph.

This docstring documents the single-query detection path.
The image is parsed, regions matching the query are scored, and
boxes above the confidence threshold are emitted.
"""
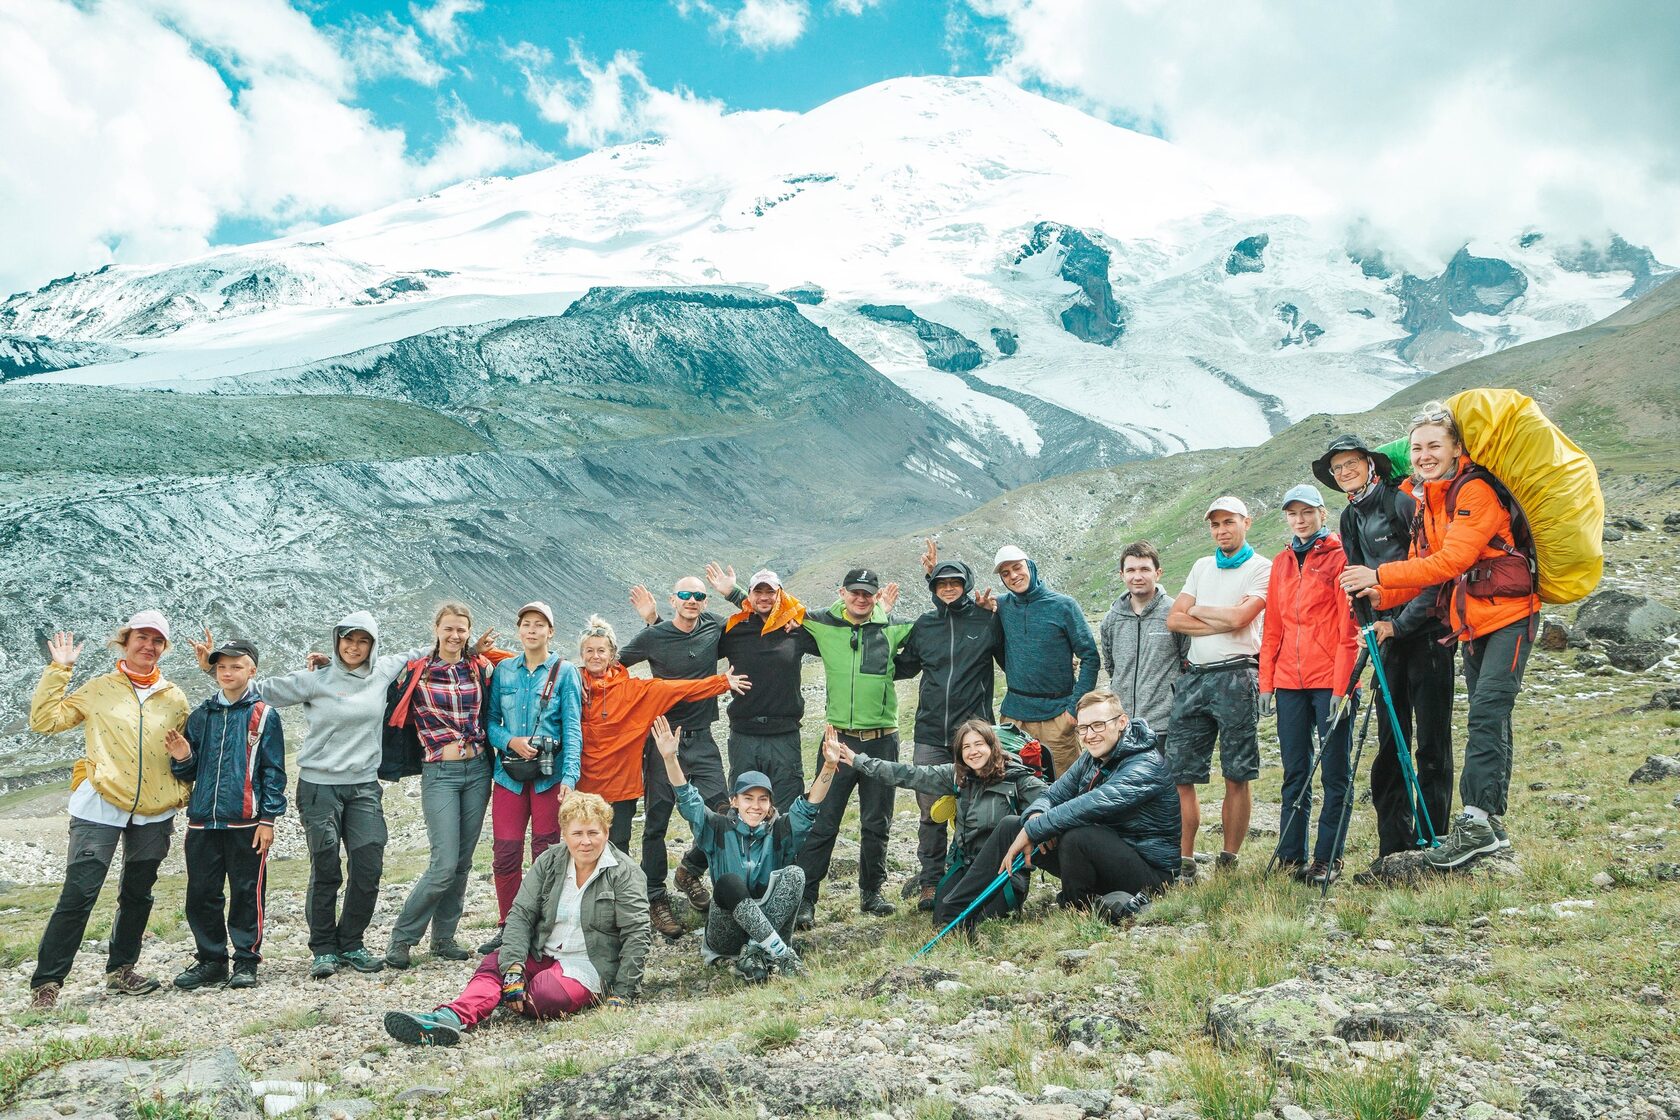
[1341,401,1540,871]
[572,616,749,853]
[1259,485,1359,886]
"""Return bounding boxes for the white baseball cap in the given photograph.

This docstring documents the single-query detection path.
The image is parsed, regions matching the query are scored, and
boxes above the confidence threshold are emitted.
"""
[517,601,555,627]
[992,545,1030,572]
[748,569,782,590]
[1205,496,1250,519]
[119,610,171,643]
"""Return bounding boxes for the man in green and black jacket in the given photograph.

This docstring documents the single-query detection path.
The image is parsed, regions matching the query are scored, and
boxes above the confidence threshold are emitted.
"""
[794,567,917,928]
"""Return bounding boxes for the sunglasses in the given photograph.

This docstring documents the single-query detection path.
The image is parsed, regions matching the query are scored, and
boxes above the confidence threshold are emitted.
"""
[675,590,708,602]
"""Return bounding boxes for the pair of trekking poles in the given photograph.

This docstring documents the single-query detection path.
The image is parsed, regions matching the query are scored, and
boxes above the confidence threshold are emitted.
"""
[1266,598,1439,896]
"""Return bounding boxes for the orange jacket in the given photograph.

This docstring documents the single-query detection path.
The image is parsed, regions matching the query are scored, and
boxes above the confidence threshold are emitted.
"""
[1259,534,1359,697]
[1375,454,1540,641]
[576,663,730,803]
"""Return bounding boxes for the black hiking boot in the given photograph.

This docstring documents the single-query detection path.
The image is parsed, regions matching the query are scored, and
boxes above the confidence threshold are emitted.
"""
[173,960,229,991]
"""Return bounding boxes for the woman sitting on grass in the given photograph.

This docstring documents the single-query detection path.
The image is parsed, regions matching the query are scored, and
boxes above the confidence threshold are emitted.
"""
[381,791,649,1046]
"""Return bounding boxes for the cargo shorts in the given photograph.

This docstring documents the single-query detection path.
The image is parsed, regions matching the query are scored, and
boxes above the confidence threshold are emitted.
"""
[1165,660,1261,784]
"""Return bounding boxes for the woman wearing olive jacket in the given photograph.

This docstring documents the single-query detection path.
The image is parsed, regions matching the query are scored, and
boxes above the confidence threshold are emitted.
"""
[381,791,649,1045]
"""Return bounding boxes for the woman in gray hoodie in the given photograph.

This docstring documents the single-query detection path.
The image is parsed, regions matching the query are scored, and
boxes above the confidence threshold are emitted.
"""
[195,612,421,979]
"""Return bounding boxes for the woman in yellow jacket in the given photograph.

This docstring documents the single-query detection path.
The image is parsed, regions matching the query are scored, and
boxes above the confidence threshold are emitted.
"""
[26,611,192,1010]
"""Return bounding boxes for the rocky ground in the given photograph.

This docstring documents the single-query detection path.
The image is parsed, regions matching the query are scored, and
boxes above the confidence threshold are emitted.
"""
[2,522,1678,1120]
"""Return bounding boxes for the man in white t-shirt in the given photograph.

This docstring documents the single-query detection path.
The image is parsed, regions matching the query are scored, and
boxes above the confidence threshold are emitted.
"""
[1166,497,1272,883]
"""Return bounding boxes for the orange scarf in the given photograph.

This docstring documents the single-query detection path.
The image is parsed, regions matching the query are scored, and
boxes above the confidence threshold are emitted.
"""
[118,660,161,689]
[724,589,806,634]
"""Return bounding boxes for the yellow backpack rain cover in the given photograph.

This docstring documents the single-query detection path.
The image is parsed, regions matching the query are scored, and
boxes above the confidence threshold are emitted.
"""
[1446,388,1604,604]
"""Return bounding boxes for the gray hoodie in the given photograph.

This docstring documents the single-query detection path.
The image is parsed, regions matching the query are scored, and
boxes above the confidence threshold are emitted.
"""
[256,611,418,786]
[1098,587,1188,732]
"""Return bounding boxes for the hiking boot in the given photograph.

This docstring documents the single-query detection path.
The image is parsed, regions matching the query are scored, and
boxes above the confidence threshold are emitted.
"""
[384,943,413,971]
[310,954,340,980]
[918,885,937,912]
[794,900,816,931]
[173,960,228,991]
[859,891,896,917]
[1306,860,1343,887]
[771,946,807,978]
[900,878,921,901]
[1490,815,1512,851]
[338,948,385,974]
[383,1008,463,1047]
[674,865,712,912]
[1424,812,1500,870]
[1215,851,1240,872]
[734,943,772,984]
[477,928,504,955]
[28,983,60,1011]
[105,966,161,996]
[431,941,470,962]
[1176,857,1198,886]
[649,899,686,941]
[227,963,258,990]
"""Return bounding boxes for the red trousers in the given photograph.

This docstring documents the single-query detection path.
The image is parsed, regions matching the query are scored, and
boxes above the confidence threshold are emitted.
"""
[491,782,561,922]
[442,951,595,1026]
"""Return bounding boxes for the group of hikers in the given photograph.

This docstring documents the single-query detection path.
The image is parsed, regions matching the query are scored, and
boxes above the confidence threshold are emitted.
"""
[23,400,1539,1050]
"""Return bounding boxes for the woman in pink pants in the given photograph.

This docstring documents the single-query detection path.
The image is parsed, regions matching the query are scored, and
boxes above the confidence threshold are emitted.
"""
[382,792,650,1044]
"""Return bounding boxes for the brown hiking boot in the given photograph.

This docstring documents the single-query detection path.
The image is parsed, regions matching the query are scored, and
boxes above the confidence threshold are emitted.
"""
[918,885,937,912]
[649,899,686,941]
[673,865,712,912]
[105,965,161,996]
[29,983,60,1011]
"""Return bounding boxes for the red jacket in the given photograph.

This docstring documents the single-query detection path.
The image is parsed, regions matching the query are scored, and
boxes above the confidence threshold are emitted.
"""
[1259,533,1359,697]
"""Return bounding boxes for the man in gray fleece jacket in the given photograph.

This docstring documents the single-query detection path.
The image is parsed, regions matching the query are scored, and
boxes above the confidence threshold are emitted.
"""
[1099,542,1188,734]
[200,610,419,978]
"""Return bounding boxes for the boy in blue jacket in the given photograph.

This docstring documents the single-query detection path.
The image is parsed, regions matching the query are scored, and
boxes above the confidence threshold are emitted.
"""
[164,640,286,991]
[653,716,836,981]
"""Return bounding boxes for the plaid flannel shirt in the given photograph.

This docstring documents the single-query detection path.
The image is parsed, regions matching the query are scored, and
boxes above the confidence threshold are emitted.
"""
[413,657,487,763]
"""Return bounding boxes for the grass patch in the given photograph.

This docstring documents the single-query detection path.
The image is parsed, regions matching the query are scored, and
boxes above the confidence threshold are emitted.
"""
[239,1007,321,1036]
[748,1015,800,1052]
[1173,1043,1277,1120]
[1299,1056,1435,1120]
[1,1033,181,1106]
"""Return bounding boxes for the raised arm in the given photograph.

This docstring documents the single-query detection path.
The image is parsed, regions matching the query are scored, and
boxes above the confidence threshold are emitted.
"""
[29,633,88,734]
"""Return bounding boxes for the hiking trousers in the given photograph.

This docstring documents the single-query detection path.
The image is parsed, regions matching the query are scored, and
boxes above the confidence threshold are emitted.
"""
[1460,617,1534,818]
[1368,631,1456,855]
[298,779,387,956]
[490,781,561,922]
[797,729,899,904]
[390,754,491,950]
[912,739,954,890]
[726,728,805,813]
[932,821,1027,931]
[1275,688,1355,867]
[184,827,268,966]
[641,724,727,902]
[32,815,172,988]
[444,952,594,1026]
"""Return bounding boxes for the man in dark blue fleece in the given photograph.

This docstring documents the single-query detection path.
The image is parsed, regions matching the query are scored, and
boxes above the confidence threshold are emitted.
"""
[989,544,1099,778]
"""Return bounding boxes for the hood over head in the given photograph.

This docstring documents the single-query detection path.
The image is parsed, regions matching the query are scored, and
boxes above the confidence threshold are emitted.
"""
[927,559,976,612]
[332,610,381,676]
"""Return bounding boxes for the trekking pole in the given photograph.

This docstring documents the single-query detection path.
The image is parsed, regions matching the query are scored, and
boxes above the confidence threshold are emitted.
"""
[1322,694,1378,899]
[1268,643,1368,879]
[910,853,1029,960]
[1351,598,1438,847]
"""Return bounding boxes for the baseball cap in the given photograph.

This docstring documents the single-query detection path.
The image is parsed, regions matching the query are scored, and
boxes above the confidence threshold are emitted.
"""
[1205,496,1249,519]
[208,639,260,667]
[119,610,171,644]
[732,770,774,797]
[1281,484,1326,510]
[842,568,880,592]
[517,601,555,627]
[992,544,1029,572]
[748,569,782,591]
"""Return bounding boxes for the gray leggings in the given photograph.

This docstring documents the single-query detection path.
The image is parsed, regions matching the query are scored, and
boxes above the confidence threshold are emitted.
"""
[702,866,805,959]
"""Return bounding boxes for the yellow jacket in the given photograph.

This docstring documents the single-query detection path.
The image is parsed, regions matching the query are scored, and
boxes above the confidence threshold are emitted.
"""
[30,663,192,817]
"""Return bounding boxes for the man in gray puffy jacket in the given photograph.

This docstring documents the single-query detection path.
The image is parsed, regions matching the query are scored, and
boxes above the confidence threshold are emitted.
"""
[1099,541,1188,733]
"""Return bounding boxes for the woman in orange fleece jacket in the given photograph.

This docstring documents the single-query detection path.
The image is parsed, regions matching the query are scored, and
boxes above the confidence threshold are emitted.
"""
[572,615,749,852]
[1341,402,1540,871]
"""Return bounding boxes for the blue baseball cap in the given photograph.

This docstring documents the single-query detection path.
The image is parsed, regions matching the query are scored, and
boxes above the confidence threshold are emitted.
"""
[732,770,774,797]
[1281,483,1326,510]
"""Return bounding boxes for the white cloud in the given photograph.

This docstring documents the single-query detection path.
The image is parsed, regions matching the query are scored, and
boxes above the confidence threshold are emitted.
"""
[340,14,448,85]
[971,0,1680,267]
[678,0,809,52]
[0,0,546,295]
[831,0,879,14]
[518,45,740,153]
[410,0,482,55]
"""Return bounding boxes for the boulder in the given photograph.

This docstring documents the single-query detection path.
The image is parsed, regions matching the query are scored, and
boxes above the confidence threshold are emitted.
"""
[1537,618,1571,651]
[1665,512,1680,533]
[1606,641,1669,671]
[1207,977,1349,1062]
[1,1046,259,1120]
[1643,688,1680,711]
[990,327,1019,355]
[1630,756,1680,784]
[519,1043,911,1120]
[1574,590,1679,645]
[1603,525,1625,542]
[1053,1012,1145,1049]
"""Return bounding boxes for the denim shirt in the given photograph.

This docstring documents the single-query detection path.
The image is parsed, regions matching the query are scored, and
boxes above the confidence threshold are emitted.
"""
[487,653,583,793]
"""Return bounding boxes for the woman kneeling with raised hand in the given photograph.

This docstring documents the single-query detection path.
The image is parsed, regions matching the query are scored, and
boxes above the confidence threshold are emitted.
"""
[382,791,649,1046]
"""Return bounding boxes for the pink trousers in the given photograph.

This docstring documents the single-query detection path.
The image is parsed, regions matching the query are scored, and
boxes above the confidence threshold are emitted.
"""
[442,951,595,1027]
[491,782,561,922]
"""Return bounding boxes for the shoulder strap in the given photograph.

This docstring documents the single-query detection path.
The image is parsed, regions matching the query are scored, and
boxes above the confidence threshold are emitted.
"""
[389,659,427,727]
[540,658,567,705]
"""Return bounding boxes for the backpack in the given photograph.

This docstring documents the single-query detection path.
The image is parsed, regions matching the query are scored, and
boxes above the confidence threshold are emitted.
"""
[993,723,1052,781]
[1414,464,1539,636]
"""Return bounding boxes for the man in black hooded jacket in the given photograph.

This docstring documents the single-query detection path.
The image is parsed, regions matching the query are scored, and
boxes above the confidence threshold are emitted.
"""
[892,541,1006,910]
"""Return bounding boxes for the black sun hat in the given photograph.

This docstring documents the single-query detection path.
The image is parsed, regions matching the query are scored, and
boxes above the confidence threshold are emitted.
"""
[1312,434,1394,492]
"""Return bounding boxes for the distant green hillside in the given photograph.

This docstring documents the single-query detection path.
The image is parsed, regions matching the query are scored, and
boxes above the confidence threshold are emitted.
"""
[789,276,1679,612]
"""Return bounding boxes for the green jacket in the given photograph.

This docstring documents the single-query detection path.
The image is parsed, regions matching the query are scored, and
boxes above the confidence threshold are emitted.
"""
[802,601,916,730]
[499,842,650,999]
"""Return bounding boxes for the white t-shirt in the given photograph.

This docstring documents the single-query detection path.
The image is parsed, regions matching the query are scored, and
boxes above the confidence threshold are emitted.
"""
[541,846,616,994]
[68,679,177,829]
[1180,553,1272,665]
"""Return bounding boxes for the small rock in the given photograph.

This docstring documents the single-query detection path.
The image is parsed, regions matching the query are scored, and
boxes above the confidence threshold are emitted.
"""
[1603,525,1625,542]
[1666,511,1680,532]
[1646,688,1680,711]
[858,1035,887,1053]
[1631,756,1680,784]
[860,965,958,998]
[1607,641,1669,671]
[1056,949,1094,972]
[1576,590,1680,645]
[1591,871,1616,889]
[1054,1013,1144,1049]
[1537,618,1571,651]
[315,1103,375,1120]
[338,1065,373,1087]
[1370,938,1396,951]
[395,1086,451,1103]
[1528,780,1551,791]
[1653,863,1680,883]
[1281,1108,1315,1120]
[1548,792,1592,809]
[934,980,971,994]
[1019,1102,1092,1120]
[1637,985,1666,1005]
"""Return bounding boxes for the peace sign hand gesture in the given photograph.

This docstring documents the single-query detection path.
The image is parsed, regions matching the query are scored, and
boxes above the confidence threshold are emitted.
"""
[921,537,938,576]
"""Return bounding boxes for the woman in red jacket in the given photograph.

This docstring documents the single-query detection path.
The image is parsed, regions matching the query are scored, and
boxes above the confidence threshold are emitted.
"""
[1260,485,1359,885]
[573,616,749,854]
[1341,402,1541,870]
